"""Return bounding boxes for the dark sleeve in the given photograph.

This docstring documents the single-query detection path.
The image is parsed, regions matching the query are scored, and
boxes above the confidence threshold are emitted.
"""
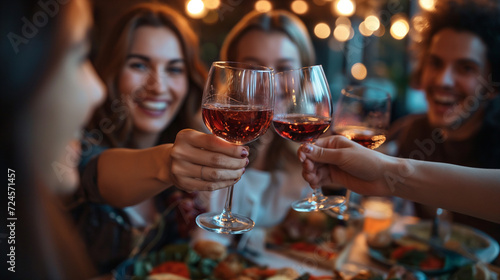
[78,155,106,203]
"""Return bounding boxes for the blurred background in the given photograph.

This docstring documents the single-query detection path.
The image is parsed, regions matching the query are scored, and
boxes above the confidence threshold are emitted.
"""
[93,0,434,122]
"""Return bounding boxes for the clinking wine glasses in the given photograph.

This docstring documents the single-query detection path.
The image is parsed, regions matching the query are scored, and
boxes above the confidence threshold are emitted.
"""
[273,65,345,212]
[196,61,274,234]
[329,85,391,220]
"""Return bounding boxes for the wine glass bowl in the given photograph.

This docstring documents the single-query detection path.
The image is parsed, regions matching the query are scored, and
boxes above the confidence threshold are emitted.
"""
[331,85,391,219]
[196,61,274,234]
[273,65,345,212]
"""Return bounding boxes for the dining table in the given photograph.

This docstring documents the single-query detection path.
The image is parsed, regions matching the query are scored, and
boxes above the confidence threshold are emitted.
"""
[243,214,500,279]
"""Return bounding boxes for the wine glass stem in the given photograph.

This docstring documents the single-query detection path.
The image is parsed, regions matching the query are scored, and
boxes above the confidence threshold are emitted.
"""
[220,184,235,220]
[345,189,352,203]
[311,187,326,201]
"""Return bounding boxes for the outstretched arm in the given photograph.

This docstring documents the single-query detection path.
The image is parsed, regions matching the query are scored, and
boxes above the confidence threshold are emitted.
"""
[298,135,500,223]
[97,129,248,207]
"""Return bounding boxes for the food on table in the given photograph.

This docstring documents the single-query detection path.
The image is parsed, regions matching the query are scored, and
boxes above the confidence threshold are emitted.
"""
[268,209,363,267]
[342,265,423,280]
[366,229,392,249]
[149,261,190,278]
[368,234,446,272]
[389,245,444,270]
[147,273,189,280]
[213,254,246,280]
[350,269,384,280]
[406,221,492,253]
[386,265,420,280]
[193,240,228,260]
[449,263,499,280]
[273,267,301,279]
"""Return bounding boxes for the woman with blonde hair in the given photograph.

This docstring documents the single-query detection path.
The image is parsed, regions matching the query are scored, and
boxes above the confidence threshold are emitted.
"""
[194,10,317,253]
[73,3,248,273]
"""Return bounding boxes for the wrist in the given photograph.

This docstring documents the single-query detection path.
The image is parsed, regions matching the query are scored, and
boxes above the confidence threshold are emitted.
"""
[381,155,410,196]
[154,143,174,185]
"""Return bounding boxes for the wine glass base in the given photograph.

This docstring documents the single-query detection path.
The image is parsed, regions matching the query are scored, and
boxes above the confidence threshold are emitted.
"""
[325,203,364,221]
[196,212,255,234]
[291,195,345,212]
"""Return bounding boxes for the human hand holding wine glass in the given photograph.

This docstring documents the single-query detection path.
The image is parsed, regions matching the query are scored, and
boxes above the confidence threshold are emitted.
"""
[273,65,345,212]
[330,85,391,220]
[196,61,274,234]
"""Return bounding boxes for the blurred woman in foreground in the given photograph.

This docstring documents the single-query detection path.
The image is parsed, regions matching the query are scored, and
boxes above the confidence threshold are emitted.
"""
[1,0,103,278]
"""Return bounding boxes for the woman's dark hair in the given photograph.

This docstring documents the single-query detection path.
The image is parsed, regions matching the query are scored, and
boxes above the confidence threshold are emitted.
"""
[0,1,95,278]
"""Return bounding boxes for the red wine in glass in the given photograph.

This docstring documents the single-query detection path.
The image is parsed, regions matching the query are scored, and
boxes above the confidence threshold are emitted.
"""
[335,126,387,150]
[272,114,331,143]
[203,104,273,144]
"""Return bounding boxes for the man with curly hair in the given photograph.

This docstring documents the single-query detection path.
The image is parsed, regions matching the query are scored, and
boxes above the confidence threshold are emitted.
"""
[388,0,500,260]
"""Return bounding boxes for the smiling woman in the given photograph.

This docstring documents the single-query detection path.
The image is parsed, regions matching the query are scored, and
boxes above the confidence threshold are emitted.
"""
[91,3,207,148]
[118,26,188,141]
[70,2,249,274]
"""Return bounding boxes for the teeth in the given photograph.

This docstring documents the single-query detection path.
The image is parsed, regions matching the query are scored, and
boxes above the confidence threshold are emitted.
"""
[434,96,455,104]
[141,100,167,111]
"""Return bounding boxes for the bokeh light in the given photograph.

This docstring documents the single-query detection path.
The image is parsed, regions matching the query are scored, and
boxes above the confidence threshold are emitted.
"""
[333,24,351,42]
[419,0,436,11]
[373,24,385,37]
[365,15,380,31]
[412,15,428,33]
[334,0,355,17]
[255,0,272,12]
[186,0,206,19]
[204,0,220,10]
[314,23,331,39]
[336,16,351,27]
[291,0,308,15]
[203,10,219,24]
[390,18,410,40]
[351,63,367,80]
[359,21,374,37]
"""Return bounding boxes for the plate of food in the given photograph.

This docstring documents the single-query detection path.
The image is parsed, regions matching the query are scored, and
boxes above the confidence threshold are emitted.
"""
[367,234,473,276]
[113,240,331,280]
[405,220,499,263]
[266,209,364,269]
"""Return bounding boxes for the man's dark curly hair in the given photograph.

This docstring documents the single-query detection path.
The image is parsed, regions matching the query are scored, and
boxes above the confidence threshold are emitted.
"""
[412,0,500,87]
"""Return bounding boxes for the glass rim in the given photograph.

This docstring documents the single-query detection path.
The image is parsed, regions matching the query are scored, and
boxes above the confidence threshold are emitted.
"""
[275,64,324,74]
[212,61,274,72]
[341,85,391,100]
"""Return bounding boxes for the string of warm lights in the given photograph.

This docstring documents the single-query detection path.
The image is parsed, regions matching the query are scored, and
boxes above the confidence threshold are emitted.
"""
[185,0,434,81]
[185,0,431,41]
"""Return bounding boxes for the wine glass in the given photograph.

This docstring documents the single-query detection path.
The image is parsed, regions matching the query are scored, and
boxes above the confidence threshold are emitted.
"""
[196,61,274,234]
[273,65,345,212]
[329,85,391,220]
